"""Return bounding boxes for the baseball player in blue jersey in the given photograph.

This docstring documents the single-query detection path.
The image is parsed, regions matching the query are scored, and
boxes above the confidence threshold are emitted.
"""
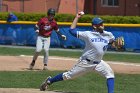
[40,12,115,93]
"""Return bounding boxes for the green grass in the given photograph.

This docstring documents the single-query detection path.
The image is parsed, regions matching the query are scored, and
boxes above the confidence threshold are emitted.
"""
[0,47,140,63]
[103,53,140,63]
[0,71,139,93]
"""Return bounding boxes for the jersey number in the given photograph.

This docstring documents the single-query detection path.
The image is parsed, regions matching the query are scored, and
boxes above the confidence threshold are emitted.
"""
[103,45,108,51]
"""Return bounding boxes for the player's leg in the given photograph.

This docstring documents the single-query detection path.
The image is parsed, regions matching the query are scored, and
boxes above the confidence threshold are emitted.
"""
[40,60,93,91]
[95,60,115,93]
[29,36,43,69]
[42,37,50,70]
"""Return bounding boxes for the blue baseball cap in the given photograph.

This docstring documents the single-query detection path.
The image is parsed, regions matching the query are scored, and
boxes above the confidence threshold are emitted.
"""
[92,17,104,25]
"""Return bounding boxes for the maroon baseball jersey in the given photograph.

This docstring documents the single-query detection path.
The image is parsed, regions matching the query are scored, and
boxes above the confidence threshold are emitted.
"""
[37,17,58,37]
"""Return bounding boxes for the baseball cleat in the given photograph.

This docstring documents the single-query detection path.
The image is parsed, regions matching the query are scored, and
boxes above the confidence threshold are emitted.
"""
[40,76,51,91]
[43,66,48,70]
[29,62,35,70]
[43,64,48,70]
[29,64,34,70]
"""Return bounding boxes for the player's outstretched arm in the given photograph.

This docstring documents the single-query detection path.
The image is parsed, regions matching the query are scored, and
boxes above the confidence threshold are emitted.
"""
[69,11,84,37]
[34,24,39,33]
[56,29,66,40]
[70,11,84,29]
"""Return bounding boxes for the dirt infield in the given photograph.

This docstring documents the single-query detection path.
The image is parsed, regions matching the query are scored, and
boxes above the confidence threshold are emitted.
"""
[0,55,140,74]
[0,88,62,93]
[0,55,140,93]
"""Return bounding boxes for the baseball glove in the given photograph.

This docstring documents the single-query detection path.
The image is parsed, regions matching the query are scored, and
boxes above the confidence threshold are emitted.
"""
[115,36,124,50]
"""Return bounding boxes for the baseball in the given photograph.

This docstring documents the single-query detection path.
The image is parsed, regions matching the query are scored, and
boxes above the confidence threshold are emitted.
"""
[79,11,85,15]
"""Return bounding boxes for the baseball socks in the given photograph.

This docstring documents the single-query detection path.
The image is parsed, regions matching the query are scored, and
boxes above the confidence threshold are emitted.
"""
[31,60,35,66]
[46,74,114,93]
[47,73,64,84]
[107,78,114,93]
[43,64,48,70]
[29,60,35,69]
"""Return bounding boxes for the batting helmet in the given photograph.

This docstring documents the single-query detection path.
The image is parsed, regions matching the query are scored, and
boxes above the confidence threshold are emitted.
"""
[47,8,55,16]
[92,17,104,25]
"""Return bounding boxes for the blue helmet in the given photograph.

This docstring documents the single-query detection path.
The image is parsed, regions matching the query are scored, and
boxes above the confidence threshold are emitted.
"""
[92,17,104,25]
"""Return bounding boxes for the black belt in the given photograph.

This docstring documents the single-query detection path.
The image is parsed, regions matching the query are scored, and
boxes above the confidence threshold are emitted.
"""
[86,58,100,64]
[39,35,50,38]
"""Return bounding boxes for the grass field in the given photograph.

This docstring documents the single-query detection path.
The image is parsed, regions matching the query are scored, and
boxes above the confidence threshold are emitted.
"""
[0,71,139,93]
[0,46,140,63]
[0,46,140,93]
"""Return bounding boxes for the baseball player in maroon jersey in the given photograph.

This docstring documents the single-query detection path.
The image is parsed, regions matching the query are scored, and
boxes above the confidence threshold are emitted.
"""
[29,8,66,70]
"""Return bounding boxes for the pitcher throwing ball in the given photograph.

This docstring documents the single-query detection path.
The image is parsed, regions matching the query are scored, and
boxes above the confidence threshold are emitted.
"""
[29,8,66,70]
[39,11,124,93]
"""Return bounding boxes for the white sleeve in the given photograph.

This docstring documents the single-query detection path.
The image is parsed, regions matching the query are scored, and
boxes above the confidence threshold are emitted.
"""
[109,32,115,40]
[77,31,88,40]
[104,31,115,40]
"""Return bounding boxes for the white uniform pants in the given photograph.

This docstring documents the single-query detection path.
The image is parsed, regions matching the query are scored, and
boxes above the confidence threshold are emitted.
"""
[33,36,50,64]
[63,60,114,80]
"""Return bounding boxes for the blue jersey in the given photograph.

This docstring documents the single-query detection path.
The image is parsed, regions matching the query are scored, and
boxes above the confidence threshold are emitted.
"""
[7,13,18,22]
